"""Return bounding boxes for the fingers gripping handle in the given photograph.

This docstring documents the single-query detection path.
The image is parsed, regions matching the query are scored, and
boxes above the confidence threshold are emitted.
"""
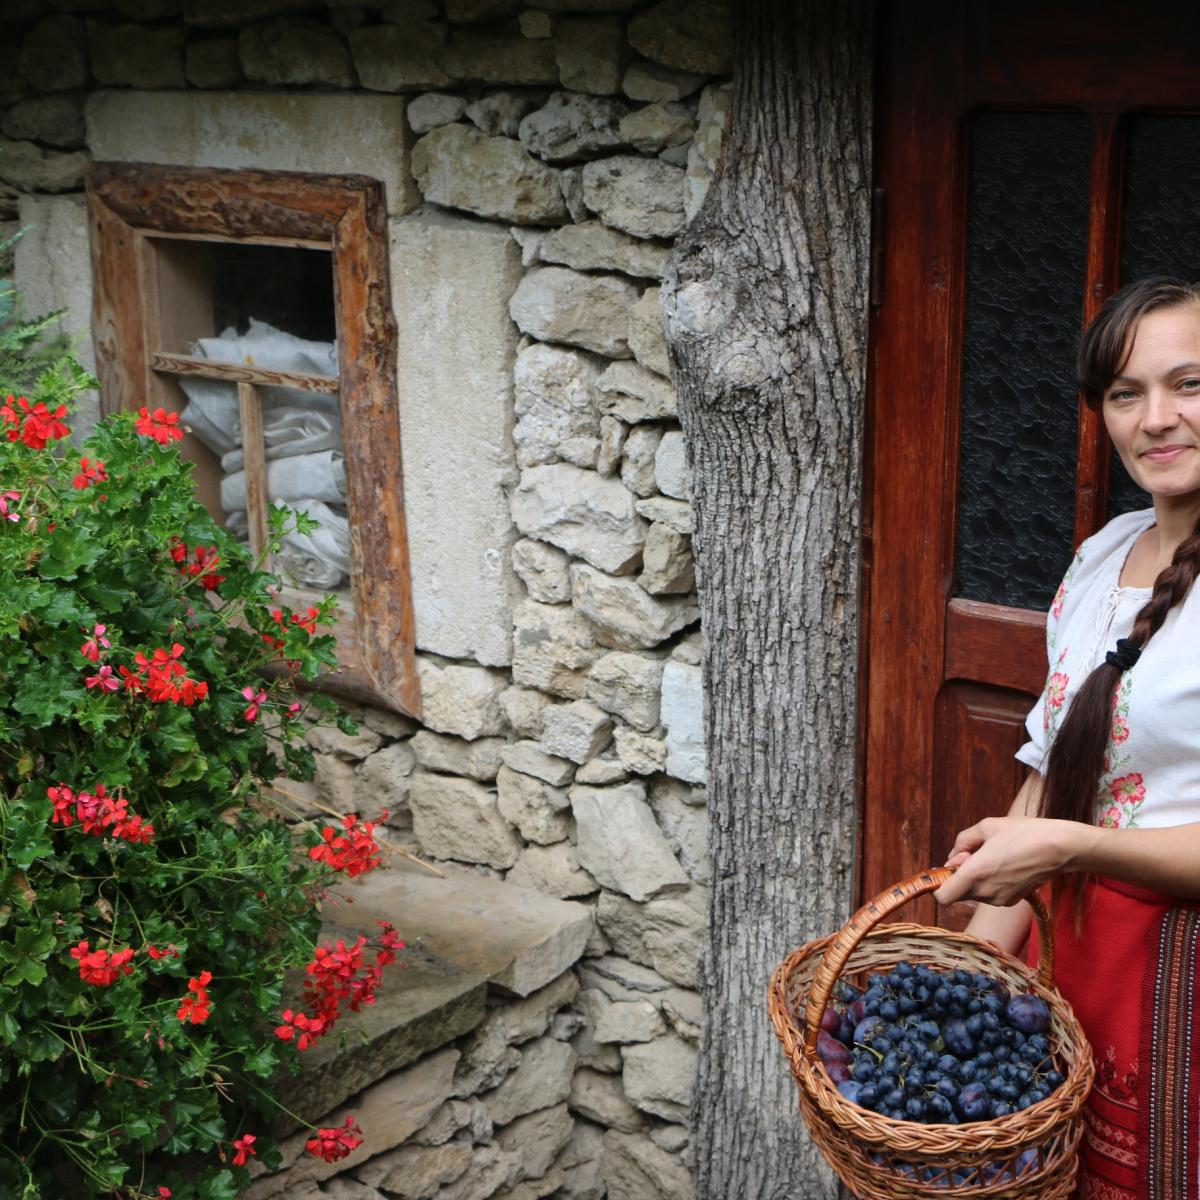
[801,868,1055,1055]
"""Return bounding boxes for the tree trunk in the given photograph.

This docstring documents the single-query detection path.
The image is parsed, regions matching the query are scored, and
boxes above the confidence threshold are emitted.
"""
[661,3,873,1196]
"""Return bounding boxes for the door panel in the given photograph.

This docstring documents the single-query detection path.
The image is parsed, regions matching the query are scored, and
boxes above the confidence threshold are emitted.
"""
[864,1,1200,926]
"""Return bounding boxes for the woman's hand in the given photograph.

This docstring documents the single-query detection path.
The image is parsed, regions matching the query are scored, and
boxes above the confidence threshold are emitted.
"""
[932,815,1097,908]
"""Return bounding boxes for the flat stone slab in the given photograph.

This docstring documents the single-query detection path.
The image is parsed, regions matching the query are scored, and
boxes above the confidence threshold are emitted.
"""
[277,863,594,1125]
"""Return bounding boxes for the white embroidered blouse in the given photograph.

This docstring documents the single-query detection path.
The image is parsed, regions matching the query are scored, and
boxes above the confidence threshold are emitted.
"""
[1016,506,1200,830]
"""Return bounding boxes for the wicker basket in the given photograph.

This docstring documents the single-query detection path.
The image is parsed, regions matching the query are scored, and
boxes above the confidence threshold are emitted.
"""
[768,868,1095,1199]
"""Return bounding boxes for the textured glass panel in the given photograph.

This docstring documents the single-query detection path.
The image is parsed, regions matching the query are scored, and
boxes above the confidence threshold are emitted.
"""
[954,112,1090,609]
[1111,115,1200,519]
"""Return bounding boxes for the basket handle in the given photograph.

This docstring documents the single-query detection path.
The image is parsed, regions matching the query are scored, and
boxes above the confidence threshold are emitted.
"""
[802,867,1054,1055]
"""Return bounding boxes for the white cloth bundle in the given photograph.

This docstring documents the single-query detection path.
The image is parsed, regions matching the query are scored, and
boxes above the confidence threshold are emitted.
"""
[227,500,351,590]
[220,450,346,511]
[179,319,342,458]
[220,407,342,473]
[177,320,350,587]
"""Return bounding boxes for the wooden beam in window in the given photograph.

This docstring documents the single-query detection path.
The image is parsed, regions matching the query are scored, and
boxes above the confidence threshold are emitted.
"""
[152,353,339,395]
[237,381,270,563]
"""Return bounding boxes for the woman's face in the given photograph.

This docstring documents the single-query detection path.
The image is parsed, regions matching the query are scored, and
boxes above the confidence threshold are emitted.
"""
[1103,302,1200,504]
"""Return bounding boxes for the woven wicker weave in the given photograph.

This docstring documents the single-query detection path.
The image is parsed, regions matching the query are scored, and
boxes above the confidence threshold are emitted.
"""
[767,868,1095,1199]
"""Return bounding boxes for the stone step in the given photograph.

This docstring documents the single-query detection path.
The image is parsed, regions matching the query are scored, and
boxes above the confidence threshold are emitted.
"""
[275,862,594,1127]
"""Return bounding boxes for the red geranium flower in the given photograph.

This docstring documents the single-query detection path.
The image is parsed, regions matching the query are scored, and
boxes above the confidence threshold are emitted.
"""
[72,457,108,489]
[135,406,183,444]
[231,1133,257,1167]
[2,394,69,448]
[177,971,213,1024]
[70,941,135,987]
[305,1115,363,1163]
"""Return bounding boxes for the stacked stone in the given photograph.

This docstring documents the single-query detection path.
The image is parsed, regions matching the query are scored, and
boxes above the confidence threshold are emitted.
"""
[1,2,734,1197]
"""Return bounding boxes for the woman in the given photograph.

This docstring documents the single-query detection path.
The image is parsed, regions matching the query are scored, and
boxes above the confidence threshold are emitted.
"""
[933,275,1200,1200]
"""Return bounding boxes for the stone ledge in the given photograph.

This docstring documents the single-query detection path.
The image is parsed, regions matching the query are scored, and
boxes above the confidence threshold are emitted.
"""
[276,863,594,1126]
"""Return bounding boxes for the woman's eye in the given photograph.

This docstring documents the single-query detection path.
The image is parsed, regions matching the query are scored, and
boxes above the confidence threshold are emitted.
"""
[1108,389,1136,402]
[1181,378,1200,390]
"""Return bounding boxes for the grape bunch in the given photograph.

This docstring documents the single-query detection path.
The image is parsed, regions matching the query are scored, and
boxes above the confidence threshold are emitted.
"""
[815,960,1065,1125]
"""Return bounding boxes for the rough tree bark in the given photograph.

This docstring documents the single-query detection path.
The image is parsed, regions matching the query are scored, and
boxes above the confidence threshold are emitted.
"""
[660,3,873,1196]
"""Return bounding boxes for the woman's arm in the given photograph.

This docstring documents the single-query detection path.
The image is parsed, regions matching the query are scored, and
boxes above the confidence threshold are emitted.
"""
[935,798,1200,907]
[954,772,1041,955]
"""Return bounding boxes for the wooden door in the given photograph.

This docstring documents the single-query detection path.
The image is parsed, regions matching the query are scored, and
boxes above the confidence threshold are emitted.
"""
[863,0,1200,924]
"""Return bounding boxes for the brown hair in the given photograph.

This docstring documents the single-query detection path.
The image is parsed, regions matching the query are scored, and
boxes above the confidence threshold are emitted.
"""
[1040,278,1200,864]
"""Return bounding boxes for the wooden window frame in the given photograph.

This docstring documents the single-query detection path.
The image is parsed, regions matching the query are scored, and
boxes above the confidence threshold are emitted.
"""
[85,161,421,718]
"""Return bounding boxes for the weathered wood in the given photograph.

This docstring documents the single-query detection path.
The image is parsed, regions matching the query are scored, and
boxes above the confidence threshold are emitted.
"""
[88,161,361,242]
[660,3,872,1196]
[88,185,149,417]
[85,162,421,718]
[331,183,422,717]
[237,382,269,562]
[152,353,339,395]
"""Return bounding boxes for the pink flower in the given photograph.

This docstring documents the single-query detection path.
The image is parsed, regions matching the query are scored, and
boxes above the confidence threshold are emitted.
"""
[0,491,19,523]
[81,624,111,662]
[242,686,267,723]
[85,664,120,692]
[1108,773,1145,805]
[1098,804,1124,828]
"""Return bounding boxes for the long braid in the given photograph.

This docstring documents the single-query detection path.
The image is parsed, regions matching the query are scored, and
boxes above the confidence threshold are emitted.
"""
[1041,520,1200,831]
[1040,522,1200,927]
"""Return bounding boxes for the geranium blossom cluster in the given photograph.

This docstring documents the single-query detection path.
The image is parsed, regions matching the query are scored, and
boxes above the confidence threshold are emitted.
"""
[275,922,404,1054]
[2,393,69,448]
[48,782,155,844]
[120,644,208,706]
[177,970,213,1024]
[308,813,386,878]
[170,538,225,591]
[70,941,135,987]
[72,457,108,490]
[260,605,321,653]
[306,1115,363,1164]
[134,406,183,444]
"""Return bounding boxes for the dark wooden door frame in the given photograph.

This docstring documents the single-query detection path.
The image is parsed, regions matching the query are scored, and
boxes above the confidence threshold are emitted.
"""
[860,0,1200,920]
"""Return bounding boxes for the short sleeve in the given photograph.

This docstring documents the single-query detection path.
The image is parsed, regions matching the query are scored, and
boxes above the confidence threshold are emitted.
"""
[1014,548,1081,772]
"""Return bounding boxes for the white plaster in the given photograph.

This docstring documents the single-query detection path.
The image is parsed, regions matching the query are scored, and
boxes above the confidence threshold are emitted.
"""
[85,90,419,216]
[392,209,525,666]
[14,193,100,437]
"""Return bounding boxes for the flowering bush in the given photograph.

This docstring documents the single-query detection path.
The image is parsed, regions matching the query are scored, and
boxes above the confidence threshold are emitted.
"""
[0,351,401,1198]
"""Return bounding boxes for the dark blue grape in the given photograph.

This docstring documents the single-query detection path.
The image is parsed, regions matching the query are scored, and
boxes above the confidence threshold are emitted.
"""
[895,961,914,979]
[1015,1149,1038,1176]
[942,1017,976,1058]
[993,1044,1012,1062]
[966,1013,984,1037]
[904,1096,927,1121]
[917,1020,940,1042]
[936,1077,958,1100]
[951,984,971,1007]
[858,1084,879,1109]
[927,1093,953,1121]
[974,1051,995,1070]
[1006,993,1051,1035]
[898,995,917,1015]
[838,1017,855,1045]
[853,1016,887,1046]
[956,1058,978,1082]
[840,983,862,1004]
[956,1081,992,1121]
[934,985,951,1008]
[997,1082,1019,1102]
[1016,1091,1034,1110]
[982,994,1003,1016]
[876,1073,897,1095]
[885,1088,904,1109]
[853,1059,875,1083]
[879,999,899,1022]
[837,1080,863,1103]
[906,1067,926,1090]
[991,1100,1014,1117]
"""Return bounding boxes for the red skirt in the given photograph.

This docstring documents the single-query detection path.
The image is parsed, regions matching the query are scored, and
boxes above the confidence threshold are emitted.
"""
[1027,876,1200,1200]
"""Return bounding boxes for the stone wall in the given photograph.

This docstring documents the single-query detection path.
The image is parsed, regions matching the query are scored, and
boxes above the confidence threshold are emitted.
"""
[1,3,732,1197]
